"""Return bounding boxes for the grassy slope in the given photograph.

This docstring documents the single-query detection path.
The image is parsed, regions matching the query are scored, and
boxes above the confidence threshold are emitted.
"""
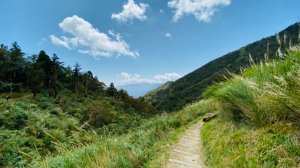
[145,22,300,112]
[0,93,149,167]
[143,81,173,103]
[0,91,212,168]
[42,51,299,168]
[2,26,300,168]
[202,119,299,167]
[35,100,214,168]
[201,51,300,167]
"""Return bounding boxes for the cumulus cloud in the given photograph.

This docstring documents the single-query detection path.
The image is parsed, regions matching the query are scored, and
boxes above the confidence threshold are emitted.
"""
[50,35,71,49]
[50,15,138,58]
[168,0,231,22]
[112,0,148,23]
[165,32,172,38]
[117,72,181,85]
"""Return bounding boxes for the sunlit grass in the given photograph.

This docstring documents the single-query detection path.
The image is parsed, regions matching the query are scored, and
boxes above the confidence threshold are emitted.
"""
[32,100,213,168]
[204,51,300,126]
[201,51,300,167]
[201,119,300,168]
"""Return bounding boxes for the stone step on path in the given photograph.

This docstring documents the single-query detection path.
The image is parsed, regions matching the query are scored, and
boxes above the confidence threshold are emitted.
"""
[165,121,205,168]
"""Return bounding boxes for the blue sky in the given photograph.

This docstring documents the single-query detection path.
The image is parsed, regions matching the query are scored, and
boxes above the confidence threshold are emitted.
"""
[1,0,300,90]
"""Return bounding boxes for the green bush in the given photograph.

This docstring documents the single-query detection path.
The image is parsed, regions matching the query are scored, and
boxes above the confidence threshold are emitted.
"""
[35,95,54,109]
[2,110,28,129]
[86,101,117,127]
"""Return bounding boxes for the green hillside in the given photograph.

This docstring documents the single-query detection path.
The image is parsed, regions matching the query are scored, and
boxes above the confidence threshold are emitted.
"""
[0,43,156,167]
[201,51,300,167]
[0,93,211,167]
[0,42,210,168]
[143,81,173,102]
[1,22,299,168]
[145,22,300,112]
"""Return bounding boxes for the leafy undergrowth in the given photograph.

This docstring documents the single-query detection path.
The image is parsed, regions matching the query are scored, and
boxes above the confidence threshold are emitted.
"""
[202,119,300,167]
[0,93,150,167]
[33,100,213,168]
[201,51,300,167]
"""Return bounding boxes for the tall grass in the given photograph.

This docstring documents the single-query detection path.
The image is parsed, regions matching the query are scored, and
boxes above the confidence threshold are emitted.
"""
[32,100,213,168]
[205,51,300,126]
[200,52,300,167]
[201,119,300,167]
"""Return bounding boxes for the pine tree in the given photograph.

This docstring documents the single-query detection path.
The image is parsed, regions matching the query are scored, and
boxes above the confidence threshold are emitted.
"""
[107,83,117,98]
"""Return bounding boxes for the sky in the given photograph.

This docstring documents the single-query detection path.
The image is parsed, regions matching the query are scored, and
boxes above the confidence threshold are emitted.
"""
[1,0,300,95]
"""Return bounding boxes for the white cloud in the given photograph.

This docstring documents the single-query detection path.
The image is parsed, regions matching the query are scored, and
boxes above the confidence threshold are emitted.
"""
[168,0,231,22]
[159,9,164,13]
[50,15,138,58]
[165,32,172,38]
[117,72,181,85]
[50,35,71,49]
[112,0,148,23]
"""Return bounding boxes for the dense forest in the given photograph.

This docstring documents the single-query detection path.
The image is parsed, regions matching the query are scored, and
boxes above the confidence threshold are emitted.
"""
[145,22,300,112]
[0,42,154,113]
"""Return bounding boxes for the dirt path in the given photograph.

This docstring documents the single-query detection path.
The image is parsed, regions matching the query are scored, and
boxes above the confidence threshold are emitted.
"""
[165,121,205,168]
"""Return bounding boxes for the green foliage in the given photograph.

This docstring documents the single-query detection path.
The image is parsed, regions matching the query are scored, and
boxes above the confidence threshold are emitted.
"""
[106,82,118,97]
[206,51,300,126]
[0,81,19,92]
[0,91,156,167]
[200,51,300,168]
[201,119,300,168]
[0,41,159,167]
[145,22,300,112]
[1,20,299,168]
[0,42,106,97]
[86,101,117,126]
[33,100,210,168]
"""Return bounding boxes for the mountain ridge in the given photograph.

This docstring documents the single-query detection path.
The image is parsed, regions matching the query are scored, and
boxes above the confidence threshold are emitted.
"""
[145,22,300,112]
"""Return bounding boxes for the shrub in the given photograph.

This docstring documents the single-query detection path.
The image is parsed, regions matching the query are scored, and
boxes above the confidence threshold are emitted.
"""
[35,95,53,109]
[3,110,28,129]
[86,101,117,127]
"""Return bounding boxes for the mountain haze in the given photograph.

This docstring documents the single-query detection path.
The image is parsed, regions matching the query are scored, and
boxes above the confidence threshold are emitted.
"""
[117,83,161,98]
[145,22,300,112]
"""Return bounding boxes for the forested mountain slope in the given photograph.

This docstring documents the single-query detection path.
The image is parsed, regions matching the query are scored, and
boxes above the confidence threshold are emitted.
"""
[145,22,300,112]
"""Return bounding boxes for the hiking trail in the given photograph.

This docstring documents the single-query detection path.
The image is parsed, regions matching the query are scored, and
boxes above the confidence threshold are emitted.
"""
[165,121,205,168]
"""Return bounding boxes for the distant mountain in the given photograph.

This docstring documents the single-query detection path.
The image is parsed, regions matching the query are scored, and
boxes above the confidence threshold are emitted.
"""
[145,22,300,112]
[117,83,161,98]
[144,81,173,101]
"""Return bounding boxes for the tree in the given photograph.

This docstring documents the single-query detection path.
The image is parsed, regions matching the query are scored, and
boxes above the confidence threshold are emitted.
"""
[49,54,63,97]
[83,71,93,95]
[73,62,82,96]
[106,83,117,98]
[3,42,26,84]
[90,76,106,93]
[118,89,129,100]
[36,50,52,89]
[0,44,8,81]
[27,63,45,97]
